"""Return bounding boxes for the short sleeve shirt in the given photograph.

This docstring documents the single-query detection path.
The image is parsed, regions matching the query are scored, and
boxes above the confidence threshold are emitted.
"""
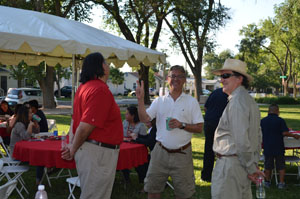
[261,114,289,156]
[146,92,203,149]
[72,79,123,145]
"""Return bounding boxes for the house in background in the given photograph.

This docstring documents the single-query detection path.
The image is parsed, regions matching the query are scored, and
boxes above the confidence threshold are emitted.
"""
[0,67,18,95]
[108,72,139,95]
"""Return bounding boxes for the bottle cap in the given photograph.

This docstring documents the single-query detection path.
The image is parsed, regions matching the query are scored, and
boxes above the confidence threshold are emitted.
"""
[38,185,45,191]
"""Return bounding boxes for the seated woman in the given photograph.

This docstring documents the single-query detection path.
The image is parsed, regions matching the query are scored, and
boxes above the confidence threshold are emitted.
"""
[122,106,147,183]
[9,104,40,155]
[123,106,147,139]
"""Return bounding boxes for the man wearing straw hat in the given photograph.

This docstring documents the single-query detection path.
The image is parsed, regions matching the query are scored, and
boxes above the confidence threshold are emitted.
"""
[211,59,264,199]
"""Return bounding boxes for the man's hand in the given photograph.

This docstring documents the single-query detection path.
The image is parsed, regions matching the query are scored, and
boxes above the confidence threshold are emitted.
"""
[247,168,265,184]
[61,144,75,161]
[168,118,182,129]
[135,80,144,100]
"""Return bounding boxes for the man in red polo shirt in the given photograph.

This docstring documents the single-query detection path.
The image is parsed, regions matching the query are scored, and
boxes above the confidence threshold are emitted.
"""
[62,52,123,199]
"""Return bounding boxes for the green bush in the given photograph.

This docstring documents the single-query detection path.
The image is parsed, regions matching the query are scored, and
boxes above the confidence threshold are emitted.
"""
[255,96,300,105]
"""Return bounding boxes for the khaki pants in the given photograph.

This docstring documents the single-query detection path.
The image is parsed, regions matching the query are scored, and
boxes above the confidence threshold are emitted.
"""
[75,142,119,199]
[211,156,252,199]
[144,143,195,198]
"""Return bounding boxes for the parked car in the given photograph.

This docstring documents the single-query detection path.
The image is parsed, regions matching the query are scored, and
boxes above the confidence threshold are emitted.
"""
[129,91,136,96]
[5,88,57,108]
[54,86,72,98]
[202,89,211,95]
[5,88,43,107]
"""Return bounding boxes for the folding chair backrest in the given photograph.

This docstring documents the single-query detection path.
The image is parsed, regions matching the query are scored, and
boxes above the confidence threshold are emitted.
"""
[47,119,57,132]
[0,179,18,199]
[0,136,11,158]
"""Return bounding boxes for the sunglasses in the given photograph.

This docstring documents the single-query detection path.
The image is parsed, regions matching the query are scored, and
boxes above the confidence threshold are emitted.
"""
[220,73,236,79]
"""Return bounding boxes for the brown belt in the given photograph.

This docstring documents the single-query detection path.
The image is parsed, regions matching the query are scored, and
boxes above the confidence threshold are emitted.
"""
[157,141,191,154]
[215,153,237,159]
[86,139,120,149]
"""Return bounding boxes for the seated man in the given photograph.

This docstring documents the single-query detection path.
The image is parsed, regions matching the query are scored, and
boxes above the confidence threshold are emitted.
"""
[28,100,49,185]
[261,104,300,189]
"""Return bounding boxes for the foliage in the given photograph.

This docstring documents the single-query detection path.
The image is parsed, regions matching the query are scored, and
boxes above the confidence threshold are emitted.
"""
[164,0,230,100]
[148,67,156,88]
[110,67,124,86]
[255,96,300,105]
[54,64,72,97]
[204,49,234,79]
[93,0,171,104]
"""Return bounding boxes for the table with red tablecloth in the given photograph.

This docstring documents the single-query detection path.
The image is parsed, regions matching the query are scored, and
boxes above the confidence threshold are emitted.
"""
[12,139,148,170]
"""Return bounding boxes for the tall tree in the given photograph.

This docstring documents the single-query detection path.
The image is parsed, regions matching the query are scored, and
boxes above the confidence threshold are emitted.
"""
[110,67,124,88]
[204,49,233,79]
[93,0,171,104]
[164,0,230,101]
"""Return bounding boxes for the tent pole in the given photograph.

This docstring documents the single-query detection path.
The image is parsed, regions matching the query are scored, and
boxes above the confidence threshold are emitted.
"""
[162,63,166,96]
[72,54,76,114]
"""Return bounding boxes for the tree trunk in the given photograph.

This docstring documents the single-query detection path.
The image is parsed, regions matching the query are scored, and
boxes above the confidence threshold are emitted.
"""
[139,64,151,105]
[193,62,203,102]
[38,66,56,109]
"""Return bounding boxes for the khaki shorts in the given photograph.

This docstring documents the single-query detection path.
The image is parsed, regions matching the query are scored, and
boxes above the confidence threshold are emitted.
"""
[144,143,195,198]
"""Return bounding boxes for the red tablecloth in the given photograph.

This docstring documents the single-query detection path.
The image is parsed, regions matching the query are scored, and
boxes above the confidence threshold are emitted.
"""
[12,140,148,170]
[0,127,9,138]
[285,130,300,150]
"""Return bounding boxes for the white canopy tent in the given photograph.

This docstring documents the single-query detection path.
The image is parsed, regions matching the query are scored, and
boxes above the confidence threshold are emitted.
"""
[0,6,166,107]
[0,6,166,67]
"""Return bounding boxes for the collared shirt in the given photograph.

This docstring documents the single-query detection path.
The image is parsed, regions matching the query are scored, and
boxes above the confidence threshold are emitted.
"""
[72,79,123,145]
[261,113,289,156]
[213,86,261,174]
[146,92,203,149]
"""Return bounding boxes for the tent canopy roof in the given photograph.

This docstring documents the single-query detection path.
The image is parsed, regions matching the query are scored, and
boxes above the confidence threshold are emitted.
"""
[0,6,166,67]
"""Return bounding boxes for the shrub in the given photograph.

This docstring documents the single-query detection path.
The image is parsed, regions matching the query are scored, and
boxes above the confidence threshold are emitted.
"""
[255,96,300,105]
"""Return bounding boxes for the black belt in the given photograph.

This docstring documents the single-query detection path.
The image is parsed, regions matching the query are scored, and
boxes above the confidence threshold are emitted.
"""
[86,139,120,149]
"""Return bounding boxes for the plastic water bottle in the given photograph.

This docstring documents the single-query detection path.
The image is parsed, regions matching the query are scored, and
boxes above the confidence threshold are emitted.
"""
[35,185,48,199]
[61,131,67,149]
[53,125,58,136]
[256,176,266,199]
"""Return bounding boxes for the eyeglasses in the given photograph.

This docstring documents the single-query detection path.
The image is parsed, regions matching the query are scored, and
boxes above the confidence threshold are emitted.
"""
[168,75,186,80]
[220,73,236,79]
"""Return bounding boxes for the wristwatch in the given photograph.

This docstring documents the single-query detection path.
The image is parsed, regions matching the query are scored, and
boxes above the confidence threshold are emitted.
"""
[180,123,186,129]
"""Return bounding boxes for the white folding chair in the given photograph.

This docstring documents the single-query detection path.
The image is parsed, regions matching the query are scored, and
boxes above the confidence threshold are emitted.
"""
[41,167,72,187]
[0,179,17,199]
[47,119,57,132]
[66,176,80,199]
[0,136,21,166]
[0,160,29,199]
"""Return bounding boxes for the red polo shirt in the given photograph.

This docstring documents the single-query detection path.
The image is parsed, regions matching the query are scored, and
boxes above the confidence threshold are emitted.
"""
[72,79,123,145]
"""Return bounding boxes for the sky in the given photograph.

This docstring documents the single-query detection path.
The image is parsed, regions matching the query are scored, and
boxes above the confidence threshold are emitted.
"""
[86,0,285,72]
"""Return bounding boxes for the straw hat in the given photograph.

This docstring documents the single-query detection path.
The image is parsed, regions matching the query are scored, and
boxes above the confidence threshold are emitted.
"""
[213,58,253,82]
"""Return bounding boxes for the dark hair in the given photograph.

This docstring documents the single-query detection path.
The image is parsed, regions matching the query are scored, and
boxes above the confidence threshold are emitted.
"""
[0,100,13,115]
[233,71,249,89]
[14,104,22,115]
[127,106,139,123]
[169,65,186,76]
[80,52,106,84]
[15,105,30,128]
[29,100,39,109]
[268,104,279,113]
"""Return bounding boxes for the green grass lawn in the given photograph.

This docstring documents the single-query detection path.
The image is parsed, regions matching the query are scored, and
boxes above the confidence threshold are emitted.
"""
[7,104,300,198]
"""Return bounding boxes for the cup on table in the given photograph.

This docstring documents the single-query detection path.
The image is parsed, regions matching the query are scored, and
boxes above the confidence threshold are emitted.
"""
[166,117,172,131]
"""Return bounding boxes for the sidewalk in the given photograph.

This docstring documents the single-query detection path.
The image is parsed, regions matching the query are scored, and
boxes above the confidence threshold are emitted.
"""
[42,105,72,115]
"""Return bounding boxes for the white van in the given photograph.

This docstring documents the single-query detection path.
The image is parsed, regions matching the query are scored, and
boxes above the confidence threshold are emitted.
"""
[5,88,44,107]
